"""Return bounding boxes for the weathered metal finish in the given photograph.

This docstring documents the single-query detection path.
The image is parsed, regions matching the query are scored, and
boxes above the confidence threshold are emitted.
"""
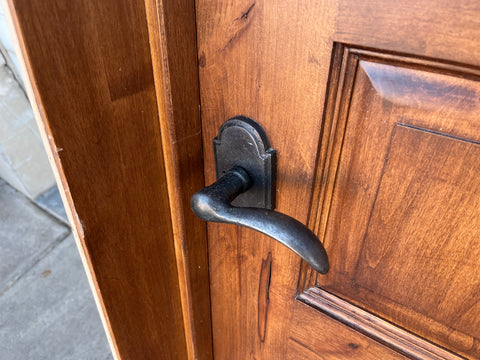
[214,116,276,209]
[191,117,329,274]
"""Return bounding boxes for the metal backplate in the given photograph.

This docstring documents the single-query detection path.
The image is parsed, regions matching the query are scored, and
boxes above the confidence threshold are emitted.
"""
[214,116,276,210]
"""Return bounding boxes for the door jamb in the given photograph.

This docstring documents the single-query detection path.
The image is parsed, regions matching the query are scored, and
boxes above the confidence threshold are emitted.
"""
[3,0,212,358]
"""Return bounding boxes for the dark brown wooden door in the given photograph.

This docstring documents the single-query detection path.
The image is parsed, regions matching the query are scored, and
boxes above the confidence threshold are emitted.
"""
[196,1,480,358]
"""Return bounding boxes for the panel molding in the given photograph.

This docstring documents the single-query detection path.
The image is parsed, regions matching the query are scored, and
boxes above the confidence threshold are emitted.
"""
[298,288,463,360]
[299,43,480,359]
[301,44,480,294]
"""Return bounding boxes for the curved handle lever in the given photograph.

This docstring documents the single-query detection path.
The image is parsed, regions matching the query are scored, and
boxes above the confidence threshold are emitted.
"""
[191,166,329,274]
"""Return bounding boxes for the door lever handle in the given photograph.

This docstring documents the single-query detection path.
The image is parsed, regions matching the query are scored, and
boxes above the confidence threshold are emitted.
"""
[191,166,329,273]
[190,116,329,274]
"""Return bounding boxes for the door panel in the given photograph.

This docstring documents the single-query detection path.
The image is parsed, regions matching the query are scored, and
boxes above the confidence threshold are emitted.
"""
[315,46,480,358]
[196,1,480,359]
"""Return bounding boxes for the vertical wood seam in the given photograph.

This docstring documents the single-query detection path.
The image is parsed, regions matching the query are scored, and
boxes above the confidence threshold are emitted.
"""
[144,3,194,358]
[144,0,211,358]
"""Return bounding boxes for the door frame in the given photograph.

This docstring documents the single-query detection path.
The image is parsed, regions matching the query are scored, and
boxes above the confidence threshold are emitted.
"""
[3,0,210,358]
[7,0,480,359]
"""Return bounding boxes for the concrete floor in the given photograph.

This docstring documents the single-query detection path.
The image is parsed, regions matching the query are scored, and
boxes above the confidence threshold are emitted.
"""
[0,179,112,359]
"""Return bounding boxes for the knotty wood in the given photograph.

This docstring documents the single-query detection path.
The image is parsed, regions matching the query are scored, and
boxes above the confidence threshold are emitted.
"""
[198,1,480,359]
[196,0,338,358]
[5,0,208,358]
[10,0,480,358]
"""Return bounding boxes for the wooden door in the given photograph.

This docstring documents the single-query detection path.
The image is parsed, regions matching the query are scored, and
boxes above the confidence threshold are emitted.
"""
[7,0,480,359]
[196,0,480,359]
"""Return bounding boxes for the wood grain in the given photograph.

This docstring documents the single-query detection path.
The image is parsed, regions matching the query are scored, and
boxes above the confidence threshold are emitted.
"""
[335,0,480,67]
[144,0,212,358]
[314,47,480,358]
[196,0,337,358]
[299,288,463,360]
[11,0,480,358]
[287,299,408,360]
[198,1,480,359]
[5,0,201,358]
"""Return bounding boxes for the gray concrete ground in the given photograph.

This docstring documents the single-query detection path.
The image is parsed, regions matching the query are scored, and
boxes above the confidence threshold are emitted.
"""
[0,179,112,359]
[35,186,68,224]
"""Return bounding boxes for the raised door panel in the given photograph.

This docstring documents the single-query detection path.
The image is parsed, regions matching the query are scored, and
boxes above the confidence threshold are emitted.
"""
[313,45,480,358]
